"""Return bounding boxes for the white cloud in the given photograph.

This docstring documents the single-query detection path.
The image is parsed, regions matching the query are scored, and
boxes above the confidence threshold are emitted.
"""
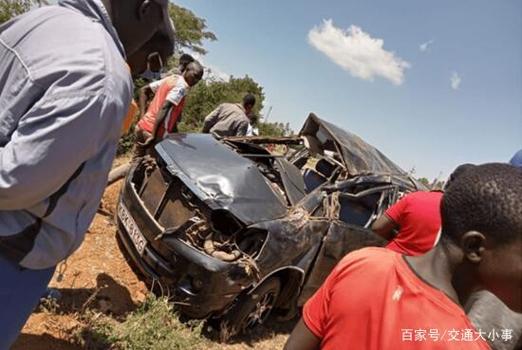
[450,72,461,90]
[308,19,410,85]
[191,53,230,82]
[419,40,434,52]
[204,65,230,82]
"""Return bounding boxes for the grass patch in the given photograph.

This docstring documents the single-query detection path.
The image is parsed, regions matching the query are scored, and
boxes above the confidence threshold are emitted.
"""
[76,296,207,350]
[117,131,136,157]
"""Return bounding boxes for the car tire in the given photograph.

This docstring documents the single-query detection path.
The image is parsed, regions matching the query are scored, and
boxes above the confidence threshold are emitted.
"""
[219,277,281,340]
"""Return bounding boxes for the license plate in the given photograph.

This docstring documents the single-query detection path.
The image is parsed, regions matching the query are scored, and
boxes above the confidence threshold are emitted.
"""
[118,203,147,255]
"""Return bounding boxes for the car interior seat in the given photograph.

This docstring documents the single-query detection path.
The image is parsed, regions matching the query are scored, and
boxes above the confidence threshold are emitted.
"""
[303,159,337,193]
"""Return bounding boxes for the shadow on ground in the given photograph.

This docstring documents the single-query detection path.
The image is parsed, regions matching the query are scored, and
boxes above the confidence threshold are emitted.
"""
[12,334,82,350]
[47,273,136,318]
[12,274,134,350]
[203,315,297,348]
[236,317,296,347]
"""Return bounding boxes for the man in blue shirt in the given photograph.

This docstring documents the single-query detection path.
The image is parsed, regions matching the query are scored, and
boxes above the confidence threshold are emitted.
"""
[0,0,174,347]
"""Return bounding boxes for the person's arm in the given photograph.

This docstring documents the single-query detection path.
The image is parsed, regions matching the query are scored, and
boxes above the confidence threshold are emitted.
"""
[202,105,222,133]
[173,111,182,133]
[139,100,174,148]
[235,119,249,136]
[138,85,152,117]
[372,195,409,240]
[284,319,321,350]
[371,214,398,240]
[139,79,164,117]
[0,94,106,210]
[150,100,173,139]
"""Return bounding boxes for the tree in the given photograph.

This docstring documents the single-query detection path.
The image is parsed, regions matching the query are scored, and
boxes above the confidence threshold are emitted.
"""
[257,121,292,137]
[178,75,264,131]
[0,2,216,56]
[258,122,284,137]
[417,177,430,186]
[134,4,217,89]
[0,0,47,24]
[178,76,291,137]
[1,0,32,24]
[169,4,217,55]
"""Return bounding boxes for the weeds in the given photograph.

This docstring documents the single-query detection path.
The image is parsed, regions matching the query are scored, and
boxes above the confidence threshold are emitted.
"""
[76,295,207,350]
[117,131,136,156]
[38,296,60,314]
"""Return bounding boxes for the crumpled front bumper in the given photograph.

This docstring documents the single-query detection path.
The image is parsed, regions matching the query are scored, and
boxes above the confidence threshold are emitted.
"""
[116,166,253,318]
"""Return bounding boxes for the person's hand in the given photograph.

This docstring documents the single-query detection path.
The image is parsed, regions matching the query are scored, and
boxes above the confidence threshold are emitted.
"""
[142,155,157,174]
[138,136,155,148]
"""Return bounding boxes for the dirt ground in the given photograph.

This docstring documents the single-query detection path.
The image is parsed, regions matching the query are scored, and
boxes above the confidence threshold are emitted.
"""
[12,158,291,350]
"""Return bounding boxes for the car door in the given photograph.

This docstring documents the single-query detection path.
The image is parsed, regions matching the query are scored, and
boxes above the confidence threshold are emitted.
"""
[297,187,392,306]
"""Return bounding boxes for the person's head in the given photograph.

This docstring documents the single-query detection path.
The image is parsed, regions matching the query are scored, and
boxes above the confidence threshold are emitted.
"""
[443,163,475,191]
[440,163,522,312]
[178,53,195,73]
[182,61,204,87]
[242,94,256,115]
[102,0,175,69]
[126,32,173,76]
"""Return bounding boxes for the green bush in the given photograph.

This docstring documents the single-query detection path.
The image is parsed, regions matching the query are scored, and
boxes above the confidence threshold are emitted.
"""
[117,129,136,156]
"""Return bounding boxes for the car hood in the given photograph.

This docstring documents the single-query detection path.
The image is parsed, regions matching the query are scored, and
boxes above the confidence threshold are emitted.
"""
[155,133,288,225]
[300,113,409,177]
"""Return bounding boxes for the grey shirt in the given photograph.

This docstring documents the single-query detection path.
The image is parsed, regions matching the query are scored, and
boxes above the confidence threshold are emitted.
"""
[466,291,522,350]
[0,0,133,269]
[202,103,250,137]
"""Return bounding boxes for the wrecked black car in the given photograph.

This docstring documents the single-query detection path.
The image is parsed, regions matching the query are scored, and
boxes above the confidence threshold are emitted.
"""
[116,113,425,334]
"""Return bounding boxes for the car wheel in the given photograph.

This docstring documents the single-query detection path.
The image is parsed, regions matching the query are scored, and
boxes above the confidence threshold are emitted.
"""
[220,277,281,339]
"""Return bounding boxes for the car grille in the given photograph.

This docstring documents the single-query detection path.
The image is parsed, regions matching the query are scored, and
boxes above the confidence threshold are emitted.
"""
[158,193,195,228]
[139,168,168,216]
[135,167,196,230]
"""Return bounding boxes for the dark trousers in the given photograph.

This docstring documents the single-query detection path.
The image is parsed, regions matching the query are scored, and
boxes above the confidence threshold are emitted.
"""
[0,254,55,349]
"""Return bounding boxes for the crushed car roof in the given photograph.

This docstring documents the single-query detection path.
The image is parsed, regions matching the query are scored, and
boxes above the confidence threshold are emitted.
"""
[300,113,410,177]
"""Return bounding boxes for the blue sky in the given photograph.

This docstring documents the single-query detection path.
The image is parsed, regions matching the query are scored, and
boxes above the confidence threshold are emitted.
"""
[176,0,521,179]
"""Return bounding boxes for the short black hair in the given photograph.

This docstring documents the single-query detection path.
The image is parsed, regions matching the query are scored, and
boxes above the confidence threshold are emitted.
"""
[179,53,195,72]
[444,163,475,190]
[243,94,256,108]
[441,163,522,245]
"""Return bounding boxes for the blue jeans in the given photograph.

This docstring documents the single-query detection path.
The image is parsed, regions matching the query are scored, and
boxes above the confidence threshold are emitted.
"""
[0,254,55,350]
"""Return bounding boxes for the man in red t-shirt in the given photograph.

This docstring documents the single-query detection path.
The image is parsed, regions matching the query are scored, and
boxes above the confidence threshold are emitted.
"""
[134,61,203,158]
[371,191,443,256]
[284,163,522,350]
